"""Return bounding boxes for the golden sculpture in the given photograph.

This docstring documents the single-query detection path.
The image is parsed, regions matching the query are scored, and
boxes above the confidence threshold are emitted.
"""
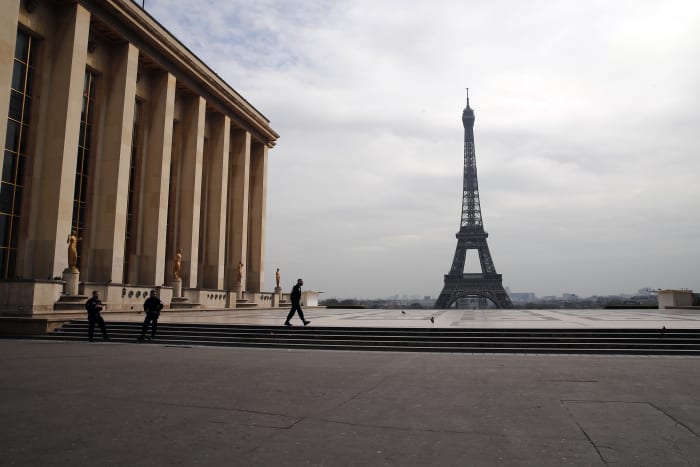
[236,261,244,285]
[275,268,281,288]
[173,248,182,280]
[67,231,81,272]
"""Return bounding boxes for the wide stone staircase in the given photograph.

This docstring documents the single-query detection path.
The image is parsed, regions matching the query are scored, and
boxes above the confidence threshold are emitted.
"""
[36,321,700,355]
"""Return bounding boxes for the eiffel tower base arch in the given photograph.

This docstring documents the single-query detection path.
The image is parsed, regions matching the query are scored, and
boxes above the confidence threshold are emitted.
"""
[435,274,513,309]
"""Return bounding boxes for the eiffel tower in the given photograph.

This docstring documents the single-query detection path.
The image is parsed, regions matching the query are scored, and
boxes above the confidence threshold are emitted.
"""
[435,91,513,309]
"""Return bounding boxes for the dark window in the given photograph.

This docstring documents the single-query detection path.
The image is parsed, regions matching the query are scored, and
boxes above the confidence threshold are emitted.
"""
[0,183,13,214]
[0,214,9,246]
[2,151,15,183]
[5,120,20,152]
[14,33,28,61]
[1,30,35,279]
[8,91,22,120]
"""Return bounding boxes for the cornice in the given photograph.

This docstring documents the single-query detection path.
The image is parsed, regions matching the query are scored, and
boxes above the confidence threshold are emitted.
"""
[83,0,279,147]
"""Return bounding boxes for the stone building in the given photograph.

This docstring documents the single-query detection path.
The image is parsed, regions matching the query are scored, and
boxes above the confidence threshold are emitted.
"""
[0,0,279,316]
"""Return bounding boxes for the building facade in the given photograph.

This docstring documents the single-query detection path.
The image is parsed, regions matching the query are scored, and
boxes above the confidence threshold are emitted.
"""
[0,0,278,315]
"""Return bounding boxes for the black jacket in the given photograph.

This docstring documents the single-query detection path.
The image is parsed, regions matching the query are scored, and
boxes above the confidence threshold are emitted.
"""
[143,296,163,315]
[85,297,103,314]
[290,284,302,304]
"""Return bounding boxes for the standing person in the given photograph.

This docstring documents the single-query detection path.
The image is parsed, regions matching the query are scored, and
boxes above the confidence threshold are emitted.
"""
[284,278,310,326]
[138,290,163,341]
[85,290,109,342]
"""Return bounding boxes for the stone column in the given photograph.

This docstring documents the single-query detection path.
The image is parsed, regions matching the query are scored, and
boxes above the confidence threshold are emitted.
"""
[24,4,90,279]
[136,71,175,285]
[89,42,138,282]
[247,142,268,292]
[0,0,20,176]
[176,96,205,288]
[225,130,250,290]
[202,114,230,289]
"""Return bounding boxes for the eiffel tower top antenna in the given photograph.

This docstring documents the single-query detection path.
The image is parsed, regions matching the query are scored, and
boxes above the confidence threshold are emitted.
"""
[466,87,470,108]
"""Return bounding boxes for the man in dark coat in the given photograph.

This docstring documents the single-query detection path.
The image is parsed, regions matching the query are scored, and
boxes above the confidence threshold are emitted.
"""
[284,278,310,326]
[85,290,109,342]
[138,290,163,341]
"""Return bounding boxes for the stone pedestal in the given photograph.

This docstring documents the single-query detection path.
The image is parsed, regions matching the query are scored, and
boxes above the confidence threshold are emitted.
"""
[272,287,282,307]
[62,269,80,296]
[233,283,242,300]
[172,279,182,298]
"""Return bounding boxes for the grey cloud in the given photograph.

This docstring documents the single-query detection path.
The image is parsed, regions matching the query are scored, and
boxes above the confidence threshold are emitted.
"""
[143,0,700,298]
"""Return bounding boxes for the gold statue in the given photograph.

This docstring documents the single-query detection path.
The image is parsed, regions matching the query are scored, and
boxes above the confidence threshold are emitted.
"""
[173,248,182,280]
[275,268,281,288]
[236,261,244,285]
[67,231,81,272]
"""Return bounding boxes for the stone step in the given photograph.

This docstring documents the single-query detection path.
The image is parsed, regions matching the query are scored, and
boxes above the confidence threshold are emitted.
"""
[170,299,200,309]
[49,321,700,336]
[33,321,700,355]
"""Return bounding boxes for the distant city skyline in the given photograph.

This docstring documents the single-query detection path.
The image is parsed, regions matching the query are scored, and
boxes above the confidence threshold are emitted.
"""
[324,285,661,302]
[140,0,700,298]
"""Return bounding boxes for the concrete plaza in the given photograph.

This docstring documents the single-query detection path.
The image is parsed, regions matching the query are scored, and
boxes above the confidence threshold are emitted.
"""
[102,306,700,329]
[1,335,699,466]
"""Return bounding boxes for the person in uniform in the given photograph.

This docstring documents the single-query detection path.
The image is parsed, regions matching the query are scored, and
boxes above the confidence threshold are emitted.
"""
[85,290,109,342]
[138,290,163,341]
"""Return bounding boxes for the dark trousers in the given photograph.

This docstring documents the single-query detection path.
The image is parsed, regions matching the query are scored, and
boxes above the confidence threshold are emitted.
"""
[141,312,159,338]
[286,302,306,323]
[88,313,108,340]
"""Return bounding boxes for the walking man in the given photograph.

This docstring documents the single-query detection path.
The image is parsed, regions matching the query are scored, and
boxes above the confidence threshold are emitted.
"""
[285,278,310,326]
[85,290,109,342]
[138,290,163,341]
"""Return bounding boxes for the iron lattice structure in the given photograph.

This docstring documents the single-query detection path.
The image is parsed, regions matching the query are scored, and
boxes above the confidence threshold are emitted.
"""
[435,93,513,309]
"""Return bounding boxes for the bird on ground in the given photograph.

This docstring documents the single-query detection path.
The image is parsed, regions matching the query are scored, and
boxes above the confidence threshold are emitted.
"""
[430,316,435,323]
[401,310,406,314]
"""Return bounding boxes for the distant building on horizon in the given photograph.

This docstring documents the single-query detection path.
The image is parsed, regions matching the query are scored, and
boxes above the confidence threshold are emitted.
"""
[509,292,536,303]
[562,293,579,302]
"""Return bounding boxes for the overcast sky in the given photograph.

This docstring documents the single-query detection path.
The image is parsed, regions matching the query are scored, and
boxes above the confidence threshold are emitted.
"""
[141,0,700,299]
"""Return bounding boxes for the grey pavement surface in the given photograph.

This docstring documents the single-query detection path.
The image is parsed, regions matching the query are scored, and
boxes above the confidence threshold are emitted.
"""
[91,307,700,329]
[1,339,699,466]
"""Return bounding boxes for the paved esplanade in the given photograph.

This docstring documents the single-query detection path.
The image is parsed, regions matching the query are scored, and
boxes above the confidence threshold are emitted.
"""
[2,337,700,466]
[101,307,700,329]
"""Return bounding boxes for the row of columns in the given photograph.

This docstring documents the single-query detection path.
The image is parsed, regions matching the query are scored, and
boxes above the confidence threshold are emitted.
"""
[2,2,269,292]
